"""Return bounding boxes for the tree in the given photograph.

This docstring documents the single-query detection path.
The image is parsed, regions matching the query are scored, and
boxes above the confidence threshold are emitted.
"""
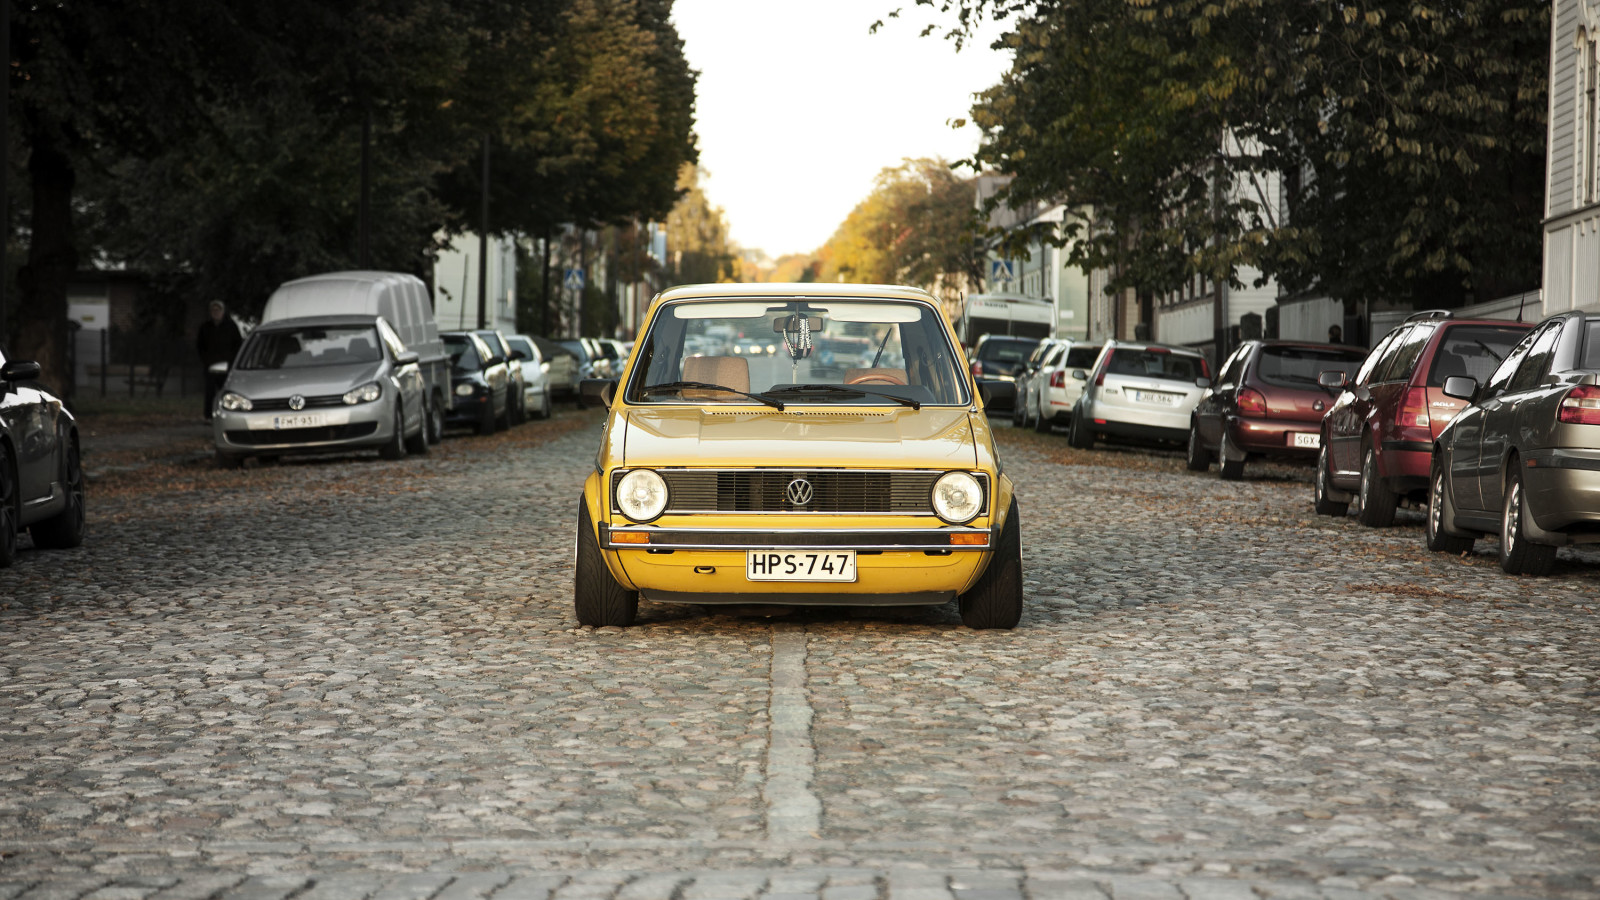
[664,164,737,287]
[816,158,979,299]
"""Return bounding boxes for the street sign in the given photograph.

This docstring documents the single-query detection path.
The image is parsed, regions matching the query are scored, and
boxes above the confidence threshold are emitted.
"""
[989,260,1015,283]
[564,268,586,292]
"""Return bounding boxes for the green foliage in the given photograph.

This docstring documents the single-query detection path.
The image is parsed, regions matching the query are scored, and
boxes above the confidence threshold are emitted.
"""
[817,158,980,299]
[664,165,738,286]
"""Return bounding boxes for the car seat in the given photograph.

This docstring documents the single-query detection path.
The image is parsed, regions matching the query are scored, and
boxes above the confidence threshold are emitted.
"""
[681,356,749,399]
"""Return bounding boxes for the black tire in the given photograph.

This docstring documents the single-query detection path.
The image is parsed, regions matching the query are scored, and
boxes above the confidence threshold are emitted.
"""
[959,498,1023,630]
[1426,456,1474,554]
[1312,445,1348,516]
[30,435,85,550]
[0,444,18,569]
[1033,406,1052,433]
[1011,393,1026,428]
[405,400,430,455]
[476,398,497,436]
[534,387,552,419]
[574,503,639,626]
[425,392,445,445]
[1218,430,1245,481]
[1499,465,1556,576]
[215,450,244,470]
[495,389,512,430]
[1067,411,1095,449]
[379,403,407,460]
[510,385,526,426]
[1355,446,1397,527]
[1185,420,1212,471]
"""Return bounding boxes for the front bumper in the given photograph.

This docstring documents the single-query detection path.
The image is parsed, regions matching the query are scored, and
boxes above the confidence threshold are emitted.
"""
[213,400,391,455]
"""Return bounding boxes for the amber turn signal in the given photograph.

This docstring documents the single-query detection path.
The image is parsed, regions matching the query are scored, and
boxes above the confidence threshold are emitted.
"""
[611,531,650,544]
[948,532,987,546]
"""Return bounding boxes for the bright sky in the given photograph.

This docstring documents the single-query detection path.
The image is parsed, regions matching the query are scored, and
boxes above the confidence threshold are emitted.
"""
[670,1,1013,260]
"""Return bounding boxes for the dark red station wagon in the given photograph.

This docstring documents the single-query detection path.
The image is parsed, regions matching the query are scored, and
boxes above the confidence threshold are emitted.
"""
[1313,311,1533,526]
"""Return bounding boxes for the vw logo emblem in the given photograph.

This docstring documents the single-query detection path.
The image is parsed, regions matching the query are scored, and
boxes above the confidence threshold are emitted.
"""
[288,395,306,411]
[786,477,814,507]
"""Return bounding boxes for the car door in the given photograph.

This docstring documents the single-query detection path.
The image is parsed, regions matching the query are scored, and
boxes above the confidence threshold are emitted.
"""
[1478,322,1559,514]
[1450,328,1536,513]
[377,319,423,433]
[1,372,57,507]
[1328,328,1404,477]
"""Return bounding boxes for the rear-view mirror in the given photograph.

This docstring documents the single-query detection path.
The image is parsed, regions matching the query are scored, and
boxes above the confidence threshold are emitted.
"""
[207,361,230,375]
[510,349,528,362]
[1071,369,1088,381]
[1317,370,1349,391]
[395,350,420,366]
[580,378,616,409]
[772,315,824,334]
[1195,377,1212,389]
[1,360,41,385]
[1441,375,1478,402]
[977,378,1016,411]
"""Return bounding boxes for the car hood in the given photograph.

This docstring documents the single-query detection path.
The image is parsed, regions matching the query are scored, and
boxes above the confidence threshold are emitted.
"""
[621,406,980,469]
[225,362,385,398]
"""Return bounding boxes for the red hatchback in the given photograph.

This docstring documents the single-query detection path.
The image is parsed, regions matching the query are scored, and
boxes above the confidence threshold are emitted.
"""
[1313,311,1533,526]
[1187,340,1367,480]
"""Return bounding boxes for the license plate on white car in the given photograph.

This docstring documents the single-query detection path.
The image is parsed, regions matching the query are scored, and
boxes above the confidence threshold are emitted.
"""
[1290,432,1320,448]
[1132,390,1178,406]
[263,413,328,430]
[747,551,857,582]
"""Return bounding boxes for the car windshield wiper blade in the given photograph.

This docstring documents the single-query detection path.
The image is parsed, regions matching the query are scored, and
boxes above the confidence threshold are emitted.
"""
[1475,340,1506,364]
[765,384,921,409]
[640,381,784,410]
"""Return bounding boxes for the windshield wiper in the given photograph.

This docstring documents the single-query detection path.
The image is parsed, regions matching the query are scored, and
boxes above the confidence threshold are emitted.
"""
[1475,340,1506,364]
[765,384,921,409]
[640,381,784,410]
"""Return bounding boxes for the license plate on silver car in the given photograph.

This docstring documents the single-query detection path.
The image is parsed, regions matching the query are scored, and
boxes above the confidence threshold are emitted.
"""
[746,551,857,582]
[269,413,327,430]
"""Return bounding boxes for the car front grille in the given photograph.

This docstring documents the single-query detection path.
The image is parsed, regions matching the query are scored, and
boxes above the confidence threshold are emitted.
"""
[225,422,379,446]
[612,469,987,516]
[248,394,348,411]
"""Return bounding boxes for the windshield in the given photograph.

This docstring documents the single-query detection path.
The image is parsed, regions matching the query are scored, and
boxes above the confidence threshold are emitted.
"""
[1104,348,1206,383]
[444,336,482,372]
[977,338,1038,365]
[627,298,969,406]
[1256,345,1366,388]
[236,326,382,370]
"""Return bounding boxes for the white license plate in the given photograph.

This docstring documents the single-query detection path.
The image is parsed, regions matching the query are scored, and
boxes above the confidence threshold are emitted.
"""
[1290,432,1320,449]
[1132,390,1178,406]
[266,413,327,430]
[746,551,857,582]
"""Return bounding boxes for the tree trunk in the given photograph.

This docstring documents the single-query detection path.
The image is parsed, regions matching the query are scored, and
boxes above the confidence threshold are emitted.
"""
[16,129,77,397]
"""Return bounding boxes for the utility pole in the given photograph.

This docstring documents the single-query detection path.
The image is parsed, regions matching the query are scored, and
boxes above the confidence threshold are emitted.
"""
[358,110,371,269]
[476,135,489,329]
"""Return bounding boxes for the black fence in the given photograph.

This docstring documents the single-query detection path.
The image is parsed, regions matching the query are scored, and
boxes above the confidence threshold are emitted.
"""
[71,327,204,398]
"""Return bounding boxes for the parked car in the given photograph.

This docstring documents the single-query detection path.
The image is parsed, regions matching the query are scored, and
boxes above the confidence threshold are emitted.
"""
[475,329,526,425]
[1012,338,1062,428]
[574,282,1024,630]
[504,334,553,419]
[0,349,84,567]
[213,315,429,466]
[1067,340,1211,449]
[1187,340,1367,479]
[560,337,610,381]
[968,335,1041,414]
[1426,310,1600,574]
[262,271,450,444]
[441,331,512,435]
[525,336,580,403]
[1029,340,1102,433]
[1313,311,1534,526]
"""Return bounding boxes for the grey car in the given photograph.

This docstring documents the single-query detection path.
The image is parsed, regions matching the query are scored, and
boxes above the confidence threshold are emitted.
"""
[1427,310,1600,574]
[212,315,428,466]
[1,348,85,567]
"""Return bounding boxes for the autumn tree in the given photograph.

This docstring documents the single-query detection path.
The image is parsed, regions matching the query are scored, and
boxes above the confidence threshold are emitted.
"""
[817,158,979,300]
[663,164,738,286]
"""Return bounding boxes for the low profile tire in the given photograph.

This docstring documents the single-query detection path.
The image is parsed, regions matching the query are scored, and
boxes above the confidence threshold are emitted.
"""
[0,445,19,568]
[476,399,497,436]
[405,402,430,455]
[1068,412,1095,449]
[425,392,445,445]
[379,403,407,460]
[1426,457,1474,554]
[1312,445,1348,516]
[30,436,86,550]
[959,499,1023,630]
[1355,446,1396,527]
[1499,465,1556,576]
[1185,422,1212,471]
[1218,430,1245,481]
[574,503,639,626]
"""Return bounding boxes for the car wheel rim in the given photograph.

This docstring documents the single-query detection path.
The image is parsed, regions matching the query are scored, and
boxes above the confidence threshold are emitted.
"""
[1430,472,1443,537]
[1504,480,1520,554]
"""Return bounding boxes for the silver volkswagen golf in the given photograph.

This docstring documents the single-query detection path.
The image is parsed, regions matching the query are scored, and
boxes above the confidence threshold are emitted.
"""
[212,315,428,467]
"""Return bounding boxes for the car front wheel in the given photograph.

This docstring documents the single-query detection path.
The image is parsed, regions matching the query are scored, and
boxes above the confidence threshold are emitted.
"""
[30,436,85,550]
[1426,456,1473,554]
[379,403,407,460]
[574,503,639,626]
[0,445,18,568]
[959,499,1022,630]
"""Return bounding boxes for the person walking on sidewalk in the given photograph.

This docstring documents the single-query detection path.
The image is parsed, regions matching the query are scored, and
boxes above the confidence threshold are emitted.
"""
[197,300,243,420]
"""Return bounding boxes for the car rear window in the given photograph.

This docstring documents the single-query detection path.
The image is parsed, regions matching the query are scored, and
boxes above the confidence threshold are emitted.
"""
[1106,349,1205,383]
[1063,347,1099,368]
[1255,345,1366,389]
[977,339,1038,365]
[1425,324,1529,386]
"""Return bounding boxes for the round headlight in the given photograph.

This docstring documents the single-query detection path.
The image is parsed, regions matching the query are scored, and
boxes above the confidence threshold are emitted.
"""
[343,382,382,405]
[932,471,983,524]
[616,469,668,522]
[219,391,252,412]
[455,382,475,397]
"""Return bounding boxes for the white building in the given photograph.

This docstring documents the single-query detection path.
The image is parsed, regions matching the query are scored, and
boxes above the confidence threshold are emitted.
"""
[1543,0,1600,314]
[432,232,517,334]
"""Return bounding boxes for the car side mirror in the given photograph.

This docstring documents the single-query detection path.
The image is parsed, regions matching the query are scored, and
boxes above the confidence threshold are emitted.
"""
[1195,377,1212,389]
[1441,375,1478,402]
[580,378,616,409]
[977,378,1016,411]
[2,359,41,390]
[207,361,231,375]
[1071,369,1088,381]
[1317,370,1348,392]
[510,349,528,362]
[395,350,420,366]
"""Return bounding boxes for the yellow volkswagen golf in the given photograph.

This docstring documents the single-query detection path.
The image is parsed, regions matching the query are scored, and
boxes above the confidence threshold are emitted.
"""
[575,283,1022,629]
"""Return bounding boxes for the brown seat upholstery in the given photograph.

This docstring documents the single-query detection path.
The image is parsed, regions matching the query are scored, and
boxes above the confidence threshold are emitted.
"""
[844,367,908,385]
[681,356,749,399]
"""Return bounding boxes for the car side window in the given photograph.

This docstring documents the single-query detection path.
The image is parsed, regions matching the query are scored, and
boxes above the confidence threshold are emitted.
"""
[1507,322,1560,394]
[1355,329,1402,385]
[1376,323,1434,383]
[1481,328,1539,398]
[1219,344,1251,385]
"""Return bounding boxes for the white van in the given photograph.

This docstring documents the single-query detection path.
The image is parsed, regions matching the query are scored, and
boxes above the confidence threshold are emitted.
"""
[262,271,451,442]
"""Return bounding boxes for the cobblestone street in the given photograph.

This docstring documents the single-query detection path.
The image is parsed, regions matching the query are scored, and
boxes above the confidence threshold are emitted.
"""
[1,411,1596,900]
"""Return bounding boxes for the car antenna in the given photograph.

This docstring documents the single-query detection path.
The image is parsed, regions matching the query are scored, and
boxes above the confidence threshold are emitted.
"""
[1516,291,1527,323]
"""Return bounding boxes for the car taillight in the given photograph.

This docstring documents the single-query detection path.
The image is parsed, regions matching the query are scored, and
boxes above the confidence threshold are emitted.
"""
[1559,385,1600,425]
[970,361,983,379]
[1398,386,1432,439]
[1094,350,1112,386]
[1237,386,1267,416]
[1050,369,1066,389]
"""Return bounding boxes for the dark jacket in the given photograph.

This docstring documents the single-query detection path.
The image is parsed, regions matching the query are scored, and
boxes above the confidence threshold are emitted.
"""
[197,316,244,366]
